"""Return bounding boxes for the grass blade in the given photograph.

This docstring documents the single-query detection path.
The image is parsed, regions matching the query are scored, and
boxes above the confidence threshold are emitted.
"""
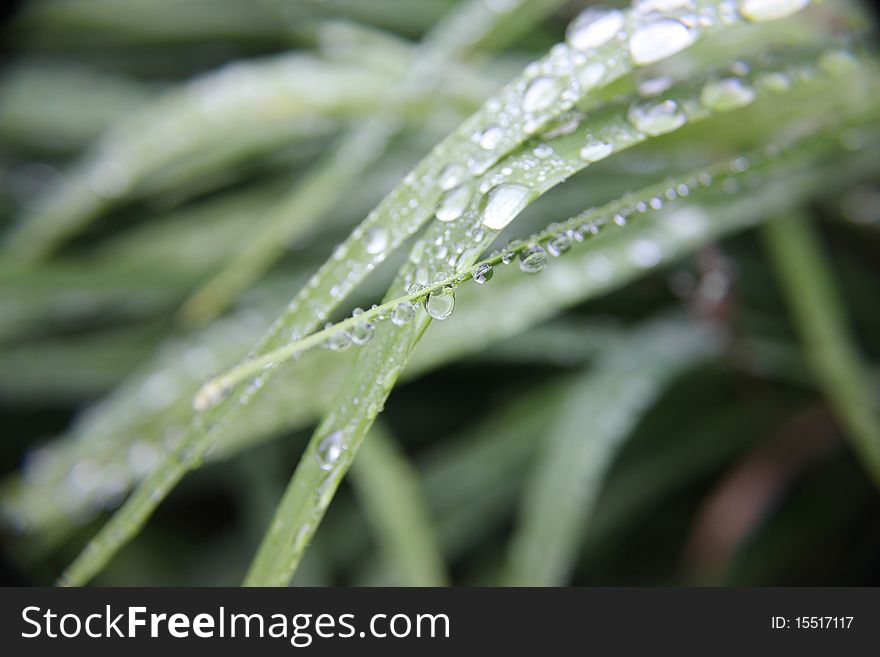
[761,211,880,486]
[349,423,448,586]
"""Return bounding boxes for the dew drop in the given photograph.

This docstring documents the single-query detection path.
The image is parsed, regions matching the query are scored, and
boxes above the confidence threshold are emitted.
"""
[350,319,374,345]
[627,99,686,136]
[477,125,503,150]
[566,7,625,52]
[630,239,662,267]
[577,62,607,90]
[547,233,572,257]
[629,18,696,66]
[326,329,352,352]
[407,282,425,308]
[473,263,494,284]
[481,183,532,230]
[316,431,345,471]
[364,226,389,255]
[579,136,613,162]
[391,302,415,326]
[700,77,756,112]
[425,287,455,320]
[439,163,466,191]
[533,143,555,159]
[739,0,809,23]
[436,184,473,223]
[523,76,565,113]
[519,244,548,274]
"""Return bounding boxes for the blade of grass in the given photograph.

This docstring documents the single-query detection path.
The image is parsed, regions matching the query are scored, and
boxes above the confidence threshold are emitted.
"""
[761,210,880,486]
[503,316,718,586]
[349,423,448,586]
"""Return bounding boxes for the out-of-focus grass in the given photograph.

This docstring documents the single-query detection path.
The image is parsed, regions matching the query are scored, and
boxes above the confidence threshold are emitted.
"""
[0,0,879,587]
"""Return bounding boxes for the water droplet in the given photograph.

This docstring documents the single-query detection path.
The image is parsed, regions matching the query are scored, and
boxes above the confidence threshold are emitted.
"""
[533,143,555,159]
[577,62,607,90]
[193,380,229,412]
[547,233,572,257]
[579,136,613,162]
[501,239,522,264]
[481,183,532,230]
[739,0,809,23]
[407,282,425,308]
[350,318,374,345]
[627,99,686,136]
[364,226,389,255]
[638,76,673,97]
[477,125,503,150]
[629,18,696,66]
[439,163,466,191]
[316,431,345,471]
[566,7,625,51]
[519,244,548,274]
[391,302,415,326]
[700,78,756,112]
[523,76,564,113]
[436,184,473,222]
[326,329,352,352]
[473,263,494,284]
[425,287,455,320]
[757,71,791,93]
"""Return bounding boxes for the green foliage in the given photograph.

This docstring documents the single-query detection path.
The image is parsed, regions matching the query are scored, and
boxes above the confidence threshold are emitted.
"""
[1,0,879,587]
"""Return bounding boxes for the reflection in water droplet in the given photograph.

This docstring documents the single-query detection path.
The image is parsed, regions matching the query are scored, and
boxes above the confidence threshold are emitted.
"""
[327,329,352,352]
[627,99,686,136]
[547,233,572,257]
[629,19,696,66]
[316,431,345,471]
[425,287,455,320]
[519,244,548,274]
[566,7,625,52]
[481,184,531,230]
[473,263,494,284]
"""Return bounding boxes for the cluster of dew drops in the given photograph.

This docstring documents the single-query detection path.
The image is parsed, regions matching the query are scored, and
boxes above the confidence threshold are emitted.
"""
[323,0,813,353]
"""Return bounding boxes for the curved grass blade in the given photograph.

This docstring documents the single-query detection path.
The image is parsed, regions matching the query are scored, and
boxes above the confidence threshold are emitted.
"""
[180,0,568,325]
[2,53,399,261]
[503,316,718,586]
[58,27,877,584]
[761,211,880,486]
[350,423,448,586]
[6,117,877,543]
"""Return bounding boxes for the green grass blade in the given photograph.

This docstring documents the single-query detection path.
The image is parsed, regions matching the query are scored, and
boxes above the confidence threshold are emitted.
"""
[503,317,718,586]
[349,423,448,586]
[761,211,880,486]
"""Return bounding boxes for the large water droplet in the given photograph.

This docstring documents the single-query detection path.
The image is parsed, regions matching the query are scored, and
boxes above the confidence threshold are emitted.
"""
[425,287,455,320]
[481,183,531,230]
[629,18,696,65]
[350,320,374,345]
[519,244,548,274]
[627,99,686,136]
[523,76,565,113]
[579,136,613,162]
[436,184,473,222]
[364,226,389,255]
[739,0,809,23]
[316,431,345,471]
[566,7,625,51]
[700,78,756,112]
[473,263,494,284]
[391,302,415,326]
